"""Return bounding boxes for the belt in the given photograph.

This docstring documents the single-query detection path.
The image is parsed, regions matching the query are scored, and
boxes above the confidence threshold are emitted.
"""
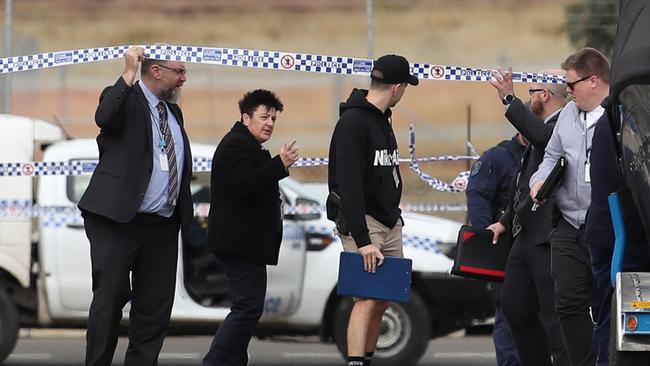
[132,212,178,225]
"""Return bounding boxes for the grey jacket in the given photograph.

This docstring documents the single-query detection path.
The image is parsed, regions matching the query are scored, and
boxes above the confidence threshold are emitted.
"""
[530,100,597,229]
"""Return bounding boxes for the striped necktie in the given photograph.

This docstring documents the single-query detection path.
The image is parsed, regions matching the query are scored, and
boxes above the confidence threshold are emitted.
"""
[156,101,178,206]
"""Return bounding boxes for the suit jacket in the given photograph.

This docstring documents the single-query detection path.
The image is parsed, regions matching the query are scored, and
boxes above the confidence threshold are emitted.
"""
[207,122,289,265]
[499,98,561,245]
[78,77,193,228]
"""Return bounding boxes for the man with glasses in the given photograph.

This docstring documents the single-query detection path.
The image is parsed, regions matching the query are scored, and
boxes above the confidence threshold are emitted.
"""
[530,48,611,366]
[79,45,193,366]
[488,67,568,366]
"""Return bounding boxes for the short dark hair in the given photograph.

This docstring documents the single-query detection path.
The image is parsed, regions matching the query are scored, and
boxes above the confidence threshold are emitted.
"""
[561,47,611,84]
[238,89,284,116]
[370,78,393,90]
[141,58,163,76]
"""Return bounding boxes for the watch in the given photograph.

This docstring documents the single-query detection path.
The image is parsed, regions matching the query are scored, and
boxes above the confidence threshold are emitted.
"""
[502,94,515,105]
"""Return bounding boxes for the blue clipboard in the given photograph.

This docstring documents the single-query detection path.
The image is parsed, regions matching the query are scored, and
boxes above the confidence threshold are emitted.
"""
[336,252,412,303]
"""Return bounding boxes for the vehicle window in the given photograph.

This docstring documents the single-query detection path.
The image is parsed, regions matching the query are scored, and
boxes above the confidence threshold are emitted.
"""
[280,177,320,201]
[66,168,213,204]
[191,172,211,203]
[66,173,91,203]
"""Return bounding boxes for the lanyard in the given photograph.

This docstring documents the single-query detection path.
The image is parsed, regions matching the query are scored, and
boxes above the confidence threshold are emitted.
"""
[149,107,169,152]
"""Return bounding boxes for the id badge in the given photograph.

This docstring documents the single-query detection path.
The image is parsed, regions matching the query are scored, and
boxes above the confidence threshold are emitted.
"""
[159,153,169,171]
[584,161,591,183]
[392,167,400,188]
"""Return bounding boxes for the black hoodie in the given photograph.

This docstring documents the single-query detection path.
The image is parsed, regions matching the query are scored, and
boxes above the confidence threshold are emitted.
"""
[328,89,402,248]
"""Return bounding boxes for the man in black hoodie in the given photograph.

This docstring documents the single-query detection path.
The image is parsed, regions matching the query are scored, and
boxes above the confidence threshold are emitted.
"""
[328,54,418,366]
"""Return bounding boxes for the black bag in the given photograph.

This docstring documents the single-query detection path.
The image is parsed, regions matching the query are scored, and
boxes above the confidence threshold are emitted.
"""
[326,191,350,235]
[451,225,511,282]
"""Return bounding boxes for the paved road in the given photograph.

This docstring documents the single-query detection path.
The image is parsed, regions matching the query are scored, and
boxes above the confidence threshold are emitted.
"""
[6,330,495,366]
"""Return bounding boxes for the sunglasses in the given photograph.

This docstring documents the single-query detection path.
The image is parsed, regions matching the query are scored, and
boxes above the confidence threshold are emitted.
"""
[155,64,187,76]
[566,75,592,91]
[528,88,554,96]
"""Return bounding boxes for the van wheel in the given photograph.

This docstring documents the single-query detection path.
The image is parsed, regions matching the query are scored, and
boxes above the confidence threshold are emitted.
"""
[0,287,19,363]
[332,291,430,366]
[609,295,650,365]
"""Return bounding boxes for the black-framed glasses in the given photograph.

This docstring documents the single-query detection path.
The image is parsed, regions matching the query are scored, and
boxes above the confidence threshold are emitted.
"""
[528,88,554,96]
[566,75,592,91]
[155,64,187,76]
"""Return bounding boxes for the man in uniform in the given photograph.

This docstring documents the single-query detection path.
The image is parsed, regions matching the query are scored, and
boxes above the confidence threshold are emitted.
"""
[467,133,526,366]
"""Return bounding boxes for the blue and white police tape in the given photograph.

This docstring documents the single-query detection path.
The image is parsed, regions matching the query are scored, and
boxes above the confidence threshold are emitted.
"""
[292,223,445,253]
[0,154,474,177]
[408,125,470,193]
[0,201,320,227]
[402,202,467,212]
[466,141,480,157]
[0,200,467,227]
[0,44,565,84]
[0,157,325,177]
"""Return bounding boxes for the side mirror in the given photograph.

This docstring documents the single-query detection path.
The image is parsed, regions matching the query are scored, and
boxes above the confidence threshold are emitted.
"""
[284,197,322,221]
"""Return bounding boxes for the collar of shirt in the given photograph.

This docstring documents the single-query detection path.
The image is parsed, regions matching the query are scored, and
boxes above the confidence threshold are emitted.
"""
[138,80,164,112]
[544,108,562,124]
[584,105,605,129]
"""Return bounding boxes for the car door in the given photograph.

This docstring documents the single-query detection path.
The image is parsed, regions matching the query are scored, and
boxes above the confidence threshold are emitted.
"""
[175,145,309,320]
[37,140,100,317]
[263,214,308,318]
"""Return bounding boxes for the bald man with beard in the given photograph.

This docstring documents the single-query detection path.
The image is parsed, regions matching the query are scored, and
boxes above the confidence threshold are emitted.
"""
[486,67,569,366]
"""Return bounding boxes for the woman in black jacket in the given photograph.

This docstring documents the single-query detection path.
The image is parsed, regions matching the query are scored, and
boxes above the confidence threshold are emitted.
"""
[203,90,299,366]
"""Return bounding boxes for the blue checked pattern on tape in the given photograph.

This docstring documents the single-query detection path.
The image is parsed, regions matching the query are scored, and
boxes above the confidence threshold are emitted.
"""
[0,157,331,176]
[0,201,320,227]
[0,153,472,177]
[301,224,443,253]
[402,234,443,253]
[0,200,468,227]
[403,202,468,212]
[282,223,306,241]
[0,44,565,84]
[407,125,470,193]
[0,127,475,194]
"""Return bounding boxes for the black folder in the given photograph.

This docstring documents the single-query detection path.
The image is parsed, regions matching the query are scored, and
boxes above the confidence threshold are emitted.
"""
[535,157,566,202]
[451,225,510,282]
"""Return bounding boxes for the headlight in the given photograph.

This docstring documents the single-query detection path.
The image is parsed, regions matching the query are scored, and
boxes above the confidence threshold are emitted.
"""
[305,232,335,251]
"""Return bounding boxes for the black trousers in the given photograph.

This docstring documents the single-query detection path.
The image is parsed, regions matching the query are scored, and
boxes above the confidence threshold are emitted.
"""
[550,219,595,366]
[203,255,267,366]
[502,236,568,366]
[83,211,180,366]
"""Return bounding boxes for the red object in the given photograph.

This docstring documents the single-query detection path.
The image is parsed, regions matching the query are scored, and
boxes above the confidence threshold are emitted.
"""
[459,265,505,278]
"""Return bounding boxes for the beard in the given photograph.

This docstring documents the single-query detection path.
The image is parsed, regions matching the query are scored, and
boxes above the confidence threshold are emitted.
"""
[531,98,544,117]
[161,86,181,104]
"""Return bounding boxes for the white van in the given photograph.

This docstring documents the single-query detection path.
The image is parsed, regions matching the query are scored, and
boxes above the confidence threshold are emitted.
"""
[0,114,494,366]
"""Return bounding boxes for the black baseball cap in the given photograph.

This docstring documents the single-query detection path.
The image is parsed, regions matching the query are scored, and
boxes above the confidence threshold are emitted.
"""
[371,54,419,86]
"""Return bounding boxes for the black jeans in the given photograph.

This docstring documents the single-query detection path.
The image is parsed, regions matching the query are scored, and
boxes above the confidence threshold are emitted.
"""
[83,212,180,366]
[550,219,595,366]
[502,236,568,366]
[203,256,267,366]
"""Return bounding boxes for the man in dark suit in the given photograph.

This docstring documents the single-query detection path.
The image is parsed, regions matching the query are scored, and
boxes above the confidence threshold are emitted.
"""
[78,46,193,366]
[487,67,569,366]
[203,89,299,366]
